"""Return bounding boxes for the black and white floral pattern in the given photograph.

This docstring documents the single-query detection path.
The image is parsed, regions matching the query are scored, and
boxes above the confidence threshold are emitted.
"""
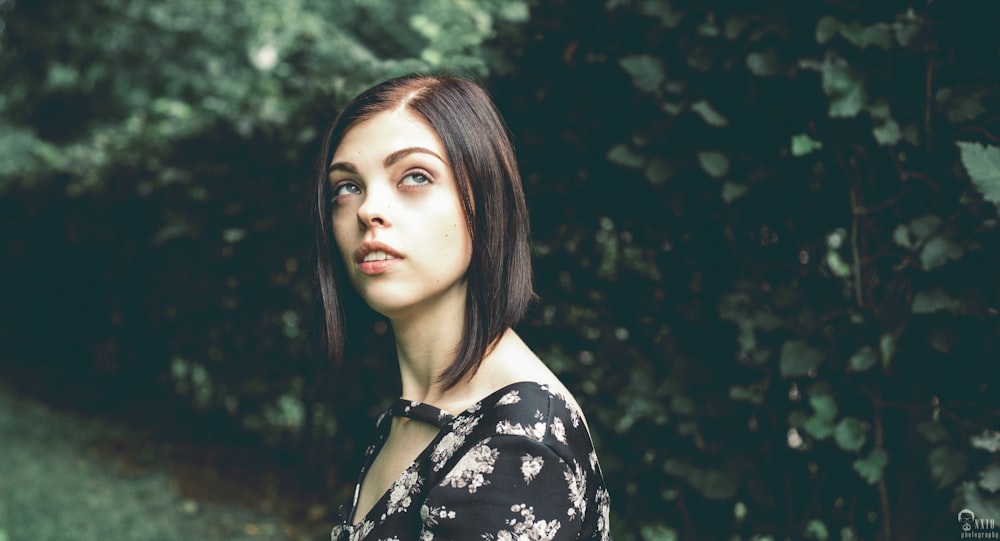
[497,390,522,405]
[331,381,612,541]
[382,468,422,519]
[491,503,562,541]
[520,454,545,484]
[430,414,480,471]
[439,440,499,493]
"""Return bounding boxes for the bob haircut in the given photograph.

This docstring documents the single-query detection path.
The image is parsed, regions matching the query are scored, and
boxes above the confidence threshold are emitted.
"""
[314,73,535,390]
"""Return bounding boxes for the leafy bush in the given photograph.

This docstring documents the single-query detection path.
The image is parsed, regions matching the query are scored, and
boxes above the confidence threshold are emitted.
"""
[2,1,999,539]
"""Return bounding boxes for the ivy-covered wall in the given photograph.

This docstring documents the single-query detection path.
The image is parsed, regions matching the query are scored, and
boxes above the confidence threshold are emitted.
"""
[1,1,998,540]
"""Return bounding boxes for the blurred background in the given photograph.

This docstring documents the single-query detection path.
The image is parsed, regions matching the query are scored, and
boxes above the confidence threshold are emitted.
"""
[2,0,1000,540]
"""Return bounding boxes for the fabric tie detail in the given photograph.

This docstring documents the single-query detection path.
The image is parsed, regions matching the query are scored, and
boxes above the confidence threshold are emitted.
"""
[389,399,455,429]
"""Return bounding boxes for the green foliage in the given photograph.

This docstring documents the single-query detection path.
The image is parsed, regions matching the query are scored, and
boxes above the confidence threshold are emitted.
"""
[805,518,830,541]
[792,134,824,157]
[853,447,889,485]
[846,346,877,372]
[779,340,824,378]
[0,0,528,509]
[912,288,959,314]
[958,142,1000,207]
[619,55,666,95]
[4,0,1000,540]
[929,446,968,489]
[500,1,1000,539]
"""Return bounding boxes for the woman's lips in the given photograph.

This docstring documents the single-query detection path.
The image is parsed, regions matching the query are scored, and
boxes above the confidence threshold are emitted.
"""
[358,250,402,275]
[356,243,404,275]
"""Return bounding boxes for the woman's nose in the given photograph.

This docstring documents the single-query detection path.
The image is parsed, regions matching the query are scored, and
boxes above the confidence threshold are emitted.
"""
[356,185,391,229]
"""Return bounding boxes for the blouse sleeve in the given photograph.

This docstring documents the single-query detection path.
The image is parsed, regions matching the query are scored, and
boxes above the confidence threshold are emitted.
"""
[419,435,586,540]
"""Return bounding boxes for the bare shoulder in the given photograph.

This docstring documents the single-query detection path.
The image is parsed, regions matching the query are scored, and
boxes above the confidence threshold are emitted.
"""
[484,330,589,427]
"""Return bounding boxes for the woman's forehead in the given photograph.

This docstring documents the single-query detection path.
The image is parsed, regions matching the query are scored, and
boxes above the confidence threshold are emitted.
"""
[332,109,446,165]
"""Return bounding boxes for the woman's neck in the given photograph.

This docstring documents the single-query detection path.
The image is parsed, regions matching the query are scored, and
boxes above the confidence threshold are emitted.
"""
[394,326,538,417]
[390,288,468,403]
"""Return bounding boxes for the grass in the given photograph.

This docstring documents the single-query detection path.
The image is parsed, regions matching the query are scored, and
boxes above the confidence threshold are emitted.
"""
[0,385,331,541]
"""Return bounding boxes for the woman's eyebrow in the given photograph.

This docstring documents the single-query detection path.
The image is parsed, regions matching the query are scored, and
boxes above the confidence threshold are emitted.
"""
[384,147,445,167]
[328,161,358,175]
[328,147,444,176]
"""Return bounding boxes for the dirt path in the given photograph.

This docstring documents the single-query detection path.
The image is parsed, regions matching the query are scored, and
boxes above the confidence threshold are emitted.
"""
[0,387,311,541]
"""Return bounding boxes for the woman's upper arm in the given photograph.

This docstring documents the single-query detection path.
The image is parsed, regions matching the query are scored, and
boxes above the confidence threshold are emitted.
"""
[419,434,585,540]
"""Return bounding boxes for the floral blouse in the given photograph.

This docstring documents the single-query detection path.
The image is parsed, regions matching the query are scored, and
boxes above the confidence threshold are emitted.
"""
[331,381,612,540]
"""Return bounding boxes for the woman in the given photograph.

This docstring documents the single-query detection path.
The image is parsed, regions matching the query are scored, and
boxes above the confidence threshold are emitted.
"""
[316,73,611,540]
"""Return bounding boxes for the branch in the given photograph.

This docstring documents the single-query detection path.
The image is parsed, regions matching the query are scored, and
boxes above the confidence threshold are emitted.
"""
[873,402,892,541]
[925,55,936,152]
[850,189,865,308]
[957,126,1000,144]
[854,186,914,215]
[888,150,941,189]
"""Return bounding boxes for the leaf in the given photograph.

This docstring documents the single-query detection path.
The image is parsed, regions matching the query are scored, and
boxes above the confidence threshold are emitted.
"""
[721,181,748,203]
[746,50,779,77]
[853,447,889,484]
[909,214,943,241]
[640,523,678,541]
[980,463,1000,493]
[847,346,878,372]
[894,14,922,47]
[669,394,695,415]
[821,60,867,118]
[948,96,986,123]
[917,421,948,443]
[719,293,748,321]
[607,143,645,169]
[690,99,728,127]
[637,0,683,28]
[729,384,764,405]
[697,15,720,37]
[663,460,739,500]
[779,340,824,378]
[497,1,530,22]
[805,414,835,440]
[834,417,869,452]
[724,17,750,40]
[620,55,667,95]
[753,311,784,331]
[804,519,830,541]
[958,141,1000,205]
[855,24,893,49]
[892,224,913,249]
[835,21,892,49]
[912,289,959,314]
[690,467,739,500]
[809,394,838,420]
[957,481,1000,521]
[152,214,198,245]
[645,157,675,185]
[920,234,964,271]
[911,320,962,353]
[698,151,730,178]
[803,385,837,439]
[222,228,246,243]
[791,134,823,157]
[872,119,901,146]
[971,430,1000,453]
[815,15,840,44]
[929,446,968,488]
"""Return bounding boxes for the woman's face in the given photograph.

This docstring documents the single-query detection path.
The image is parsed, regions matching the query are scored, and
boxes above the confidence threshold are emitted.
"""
[328,109,473,320]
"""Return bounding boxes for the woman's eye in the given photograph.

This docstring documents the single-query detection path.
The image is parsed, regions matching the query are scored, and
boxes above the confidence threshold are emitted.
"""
[332,182,361,198]
[400,172,431,186]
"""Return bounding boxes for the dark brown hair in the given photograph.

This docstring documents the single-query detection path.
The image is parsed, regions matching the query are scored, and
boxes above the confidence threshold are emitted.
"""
[314,73,534,389]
